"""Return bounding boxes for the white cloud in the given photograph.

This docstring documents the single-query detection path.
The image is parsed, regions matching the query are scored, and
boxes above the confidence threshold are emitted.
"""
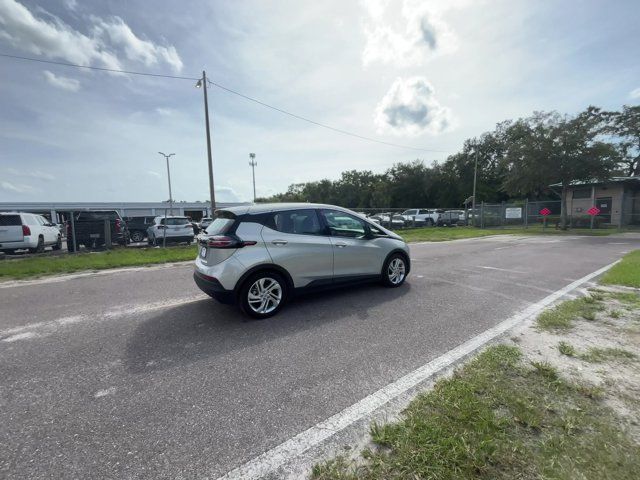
[216,186,240,203]
[630,87,640,99]
[43,70,80,91]
[92,17,183,72]
[1,181,35,193]
[361,0,461,67]
[375,76,454,136]
[63,0,78,11]
[155,107,174,116]
[0,0,182,72]
[147,170,162,179]
[7,167,56,180]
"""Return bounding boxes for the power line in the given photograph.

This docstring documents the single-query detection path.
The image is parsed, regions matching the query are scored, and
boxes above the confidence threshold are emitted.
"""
[1,52,447,153]
[206,80,446,153]
[0,53,199,80]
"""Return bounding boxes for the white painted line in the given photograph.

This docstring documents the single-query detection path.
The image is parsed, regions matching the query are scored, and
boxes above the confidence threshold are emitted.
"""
[0,261,194,289]
[94,387,117,398]
[217,259,620,480]
[476,265,527,274]
[2,331,38,343]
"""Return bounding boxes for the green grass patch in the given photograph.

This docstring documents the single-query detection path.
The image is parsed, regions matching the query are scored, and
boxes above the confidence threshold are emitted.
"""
[536,296,605,331]
[579,347,637,364]
[601,250,640,288]
[399,226,620,243]
[0,246,197,280]
[311,345,640,480]
[557,341,577,357]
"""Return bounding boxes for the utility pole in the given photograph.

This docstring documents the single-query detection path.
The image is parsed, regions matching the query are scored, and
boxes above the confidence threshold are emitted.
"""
[158,152,175,215]
[196,71,216,215]
[249,153,257,202]
[472,149,478,227]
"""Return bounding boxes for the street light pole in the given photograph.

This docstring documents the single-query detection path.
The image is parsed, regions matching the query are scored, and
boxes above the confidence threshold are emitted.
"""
[471,149,478,227]
[196,71,216,215]
[249,153,257,202]
[158,152,175,215]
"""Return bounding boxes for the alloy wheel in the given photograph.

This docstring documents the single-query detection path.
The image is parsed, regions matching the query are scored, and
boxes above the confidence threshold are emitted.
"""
[247,277,283,314]
[387,258,406,285]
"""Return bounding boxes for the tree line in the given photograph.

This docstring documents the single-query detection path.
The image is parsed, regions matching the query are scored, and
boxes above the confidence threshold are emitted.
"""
[256,105,639,226]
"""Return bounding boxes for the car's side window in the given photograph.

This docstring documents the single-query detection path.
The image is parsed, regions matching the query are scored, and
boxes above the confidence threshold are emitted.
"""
[271,209,323,235]
[320,210,367,238]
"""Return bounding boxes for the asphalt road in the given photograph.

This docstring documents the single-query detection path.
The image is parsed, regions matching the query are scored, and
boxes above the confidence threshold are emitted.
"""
[1,233,639,479]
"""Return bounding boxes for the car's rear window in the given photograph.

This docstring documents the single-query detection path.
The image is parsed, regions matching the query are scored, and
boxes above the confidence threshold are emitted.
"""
[205,212,236,235]
[0,215,21,226]
[77,211,119,221]
[161,218,190,226]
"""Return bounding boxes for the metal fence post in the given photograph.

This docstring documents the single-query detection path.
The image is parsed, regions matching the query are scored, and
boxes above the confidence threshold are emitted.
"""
[480,201,485,229]
[70,211,77,253]
[501,201,505,227]
[163,208,167,248]
[104,219,111,249]
[524,199,529,229]
[618,189,625,230]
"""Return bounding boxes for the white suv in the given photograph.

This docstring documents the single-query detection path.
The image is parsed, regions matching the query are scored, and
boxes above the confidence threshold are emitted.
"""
[0,212,62,253]
[147,216,195,246]
[193,203,410,318]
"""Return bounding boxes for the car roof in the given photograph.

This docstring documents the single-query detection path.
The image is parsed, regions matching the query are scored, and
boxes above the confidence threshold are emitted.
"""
[216,203,359,216]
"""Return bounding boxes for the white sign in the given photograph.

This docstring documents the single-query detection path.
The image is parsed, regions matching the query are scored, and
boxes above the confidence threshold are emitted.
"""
[505,207,522,219]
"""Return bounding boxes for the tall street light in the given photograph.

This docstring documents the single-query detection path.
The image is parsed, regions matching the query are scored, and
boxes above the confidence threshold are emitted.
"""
[249,153,257,202]
[158,152,175,215]
[196,71,216,215]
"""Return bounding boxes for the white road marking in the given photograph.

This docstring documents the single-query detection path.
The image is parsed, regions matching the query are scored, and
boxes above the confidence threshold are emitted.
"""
[2,331,38,343]
[476,266,527,274]
[608,242,629,245]
[0,296,204,342]
[94,387,117,398]
[216,260,619,480]
[0,261,193,289]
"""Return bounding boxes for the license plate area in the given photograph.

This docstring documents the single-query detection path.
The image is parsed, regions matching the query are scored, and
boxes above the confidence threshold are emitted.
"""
[199,246,208,259]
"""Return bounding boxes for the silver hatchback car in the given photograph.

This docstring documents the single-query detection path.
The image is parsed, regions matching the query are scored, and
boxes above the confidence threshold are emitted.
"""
[193,203,410,318]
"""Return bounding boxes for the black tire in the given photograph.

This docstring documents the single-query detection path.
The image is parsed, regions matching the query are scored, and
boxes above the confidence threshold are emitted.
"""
[29,236,44,254]
[52,236,62,250]
[238,271,288,319]
[381,253,408,288]
[130,230,145,243]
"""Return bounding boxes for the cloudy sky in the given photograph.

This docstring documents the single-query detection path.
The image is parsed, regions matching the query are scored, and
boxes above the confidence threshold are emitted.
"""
[1,0,639,203]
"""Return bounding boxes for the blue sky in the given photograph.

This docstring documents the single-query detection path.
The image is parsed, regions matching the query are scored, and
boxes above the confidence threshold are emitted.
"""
[1,0,639,203]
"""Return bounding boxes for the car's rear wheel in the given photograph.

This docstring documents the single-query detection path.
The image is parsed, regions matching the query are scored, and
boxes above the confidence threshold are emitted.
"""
[130,230,144,243]
[52,236,62,250]
[382,253,407,287]
[239,272,287,319]
[29,236,44,254]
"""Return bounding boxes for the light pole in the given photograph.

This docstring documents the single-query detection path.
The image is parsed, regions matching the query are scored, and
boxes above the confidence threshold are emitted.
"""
[249,153,257,202]
[158,152,175,215]
[195,71,216,215]
[471,149,478,227]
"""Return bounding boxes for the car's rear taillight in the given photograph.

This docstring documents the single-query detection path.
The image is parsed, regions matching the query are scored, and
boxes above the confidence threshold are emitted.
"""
[115,219,121,233]
[22,225,31,236]
[206,236,256,248]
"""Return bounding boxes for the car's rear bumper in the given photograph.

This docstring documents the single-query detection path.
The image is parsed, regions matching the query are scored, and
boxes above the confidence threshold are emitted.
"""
[0,237,37,250]
[154,235,193,243]
[193,270,235,304]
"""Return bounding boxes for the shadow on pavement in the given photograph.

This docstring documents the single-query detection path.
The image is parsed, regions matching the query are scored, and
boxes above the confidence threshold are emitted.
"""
[124,282,411,374]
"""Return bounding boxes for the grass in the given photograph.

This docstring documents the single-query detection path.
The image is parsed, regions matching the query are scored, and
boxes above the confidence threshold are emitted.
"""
[0,245,198,280]
[557,341,577,357]
[399,225,620,243]
[536,296,605,331]
[311,345,640,479]
[579,347,637,364]
[601,250,640,288]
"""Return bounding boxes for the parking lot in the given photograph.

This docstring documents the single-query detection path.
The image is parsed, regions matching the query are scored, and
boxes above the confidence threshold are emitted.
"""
[2,233,639,479]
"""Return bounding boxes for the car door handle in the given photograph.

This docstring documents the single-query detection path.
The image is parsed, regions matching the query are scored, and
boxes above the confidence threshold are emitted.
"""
[272,240,288,245]
[335,242,347,248]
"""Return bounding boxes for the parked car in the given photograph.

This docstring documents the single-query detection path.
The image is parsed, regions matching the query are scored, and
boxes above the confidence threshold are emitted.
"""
[199,217,213,231]
[390,214,407,229]
[67,210,129,251]
[0,212,62,253]
[437,210,465,227]
[147,216,195,245]
[193,203,410,318]
[370,213,391,227]
[400,209,441,226]
[124,215,156,243]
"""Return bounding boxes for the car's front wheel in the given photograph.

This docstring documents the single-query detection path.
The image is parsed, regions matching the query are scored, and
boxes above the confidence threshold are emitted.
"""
[130,230,145,243]
[239,272,288,319]
[382,253,407,287]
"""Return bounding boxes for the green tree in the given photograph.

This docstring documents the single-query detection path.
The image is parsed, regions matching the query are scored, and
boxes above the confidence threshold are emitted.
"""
[501,109,617,229]
[603,105,640,176]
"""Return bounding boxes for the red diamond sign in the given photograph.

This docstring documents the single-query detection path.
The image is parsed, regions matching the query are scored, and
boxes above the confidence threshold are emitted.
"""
[587,206,600,216]
[539,208,551,216]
